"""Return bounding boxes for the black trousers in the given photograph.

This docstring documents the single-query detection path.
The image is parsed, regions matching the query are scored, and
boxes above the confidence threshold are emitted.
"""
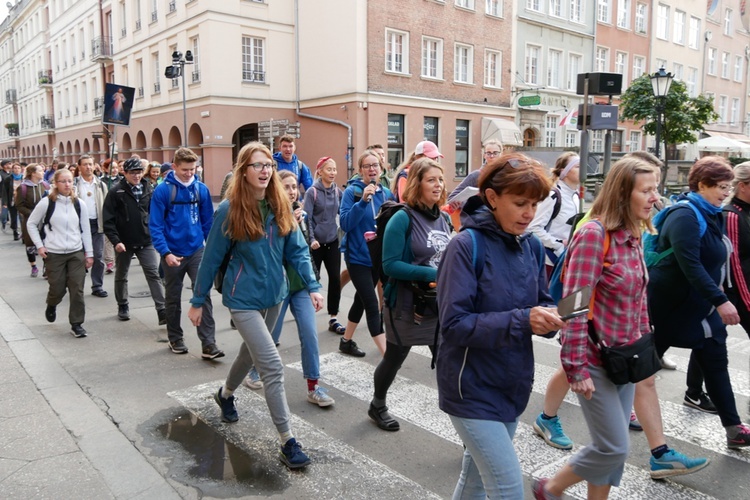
[311,240,341,316]
[346,263,381,337]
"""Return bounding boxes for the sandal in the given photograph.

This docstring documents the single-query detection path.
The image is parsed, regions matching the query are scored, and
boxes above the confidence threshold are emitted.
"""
[328,319,346,335]
[368,403,400,431]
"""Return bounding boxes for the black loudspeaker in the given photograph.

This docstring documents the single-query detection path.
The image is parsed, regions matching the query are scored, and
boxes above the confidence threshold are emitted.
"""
[576,73,623,96]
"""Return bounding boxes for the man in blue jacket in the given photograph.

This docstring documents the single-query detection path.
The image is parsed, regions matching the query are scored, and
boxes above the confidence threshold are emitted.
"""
[273,134,313,195]
[149,148,223,359]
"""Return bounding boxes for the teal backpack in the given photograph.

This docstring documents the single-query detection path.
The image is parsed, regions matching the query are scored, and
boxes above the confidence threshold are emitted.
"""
[643,200,706,268]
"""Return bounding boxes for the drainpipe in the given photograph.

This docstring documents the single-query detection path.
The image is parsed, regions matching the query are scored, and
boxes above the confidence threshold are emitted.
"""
[294,0,354,178]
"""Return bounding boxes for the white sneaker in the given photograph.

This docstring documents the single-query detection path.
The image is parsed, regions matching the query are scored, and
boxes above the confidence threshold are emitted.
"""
[242,367,263,390]
[660,356,678,370]
[307,385,335,407]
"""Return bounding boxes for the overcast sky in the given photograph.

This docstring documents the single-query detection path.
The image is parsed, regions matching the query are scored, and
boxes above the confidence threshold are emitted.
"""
[1,4,10,23]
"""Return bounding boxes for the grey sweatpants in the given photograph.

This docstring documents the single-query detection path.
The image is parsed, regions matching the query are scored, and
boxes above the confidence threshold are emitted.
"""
[225,304,291,434]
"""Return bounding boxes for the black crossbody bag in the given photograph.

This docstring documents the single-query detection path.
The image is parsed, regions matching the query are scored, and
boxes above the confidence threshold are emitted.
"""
[587,322,661,385]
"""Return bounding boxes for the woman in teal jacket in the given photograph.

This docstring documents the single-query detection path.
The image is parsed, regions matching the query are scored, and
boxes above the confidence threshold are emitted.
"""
[187,142,323,470]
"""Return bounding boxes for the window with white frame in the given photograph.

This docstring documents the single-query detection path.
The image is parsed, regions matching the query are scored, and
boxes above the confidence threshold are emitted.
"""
[617,0,631,29]
[656,4,669,40]
[454,43,473,83]
[550,0,562,17]
[484,49,502,88]
[656,58,667,70]
[526,0,541,11]
[724,8,732,35]
[686,67,697,97]
[456,0,475,9]
[547,49,561,88]
[565,131,578,148]
[632,56,645,80]
[136,59,143,96]
[731,98,739,125]
[615,52,627,81]
[421,37,443,79]
[629,130,641,151]
[242,36,265,82]
[120,1,127,37]
[705,92,715,111]
[385,29,409,74]
[635,3,647,33]
[190,36,200,83]
[152,53,160,93]
[567,53,582,90]
[688,16,700,49]
[525,45,540,84]
[735,56,743,82]
[597,0,610,23]
[135,0,142,28]
[708,48,717,75]
[595,46,608,72]
[719,95,727,123]
[592,130,604,152]
[486,0,501,16]
[545,115,558,147]
[673,10,685,44]
[721,52,729,78]
[570,0,582,22]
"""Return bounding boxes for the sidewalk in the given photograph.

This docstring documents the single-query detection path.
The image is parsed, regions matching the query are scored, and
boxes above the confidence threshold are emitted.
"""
[0,295,179,499]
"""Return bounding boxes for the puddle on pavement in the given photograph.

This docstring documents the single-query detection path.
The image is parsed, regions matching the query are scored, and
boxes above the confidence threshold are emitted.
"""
[157,410,288,497]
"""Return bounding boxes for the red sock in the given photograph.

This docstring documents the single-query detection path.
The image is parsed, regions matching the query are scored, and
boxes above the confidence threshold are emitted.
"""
[307,379,318,392]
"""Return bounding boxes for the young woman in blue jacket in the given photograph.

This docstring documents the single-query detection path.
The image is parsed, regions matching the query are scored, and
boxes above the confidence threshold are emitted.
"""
[436,153,564,499]
[187,142,323,470]
[338,150,394,357]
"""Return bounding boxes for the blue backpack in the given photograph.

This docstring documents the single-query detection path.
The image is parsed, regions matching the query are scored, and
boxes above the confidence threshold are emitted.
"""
[548,220,609,304]
[642,200,706,268]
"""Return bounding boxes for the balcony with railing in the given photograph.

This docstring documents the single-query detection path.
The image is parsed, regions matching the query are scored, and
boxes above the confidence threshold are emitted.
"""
[91,37,113,61]
[38,70,53,87]
[94,97,104,117]
[40,115,55,129]
[137,87,144,98]
[242,70,266,83]
[154,82,161,94]
[191,70,201,83]
[168,0,176,13]
[5,123,19,137]
[5,89,18,104]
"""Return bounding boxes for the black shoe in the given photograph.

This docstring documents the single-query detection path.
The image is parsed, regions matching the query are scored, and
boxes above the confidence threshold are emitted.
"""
[214,387,238,423]
[202,344,225,360]
[45,305,56,323]
[13,231,19,241]
[169,339,188,354]
[91,289,108,298]
[118,304,130,321]
[70,324,87,338]
[157,309,166,325]
[368,403,400,431]
[684,391,718,414]
[339,338,365,357]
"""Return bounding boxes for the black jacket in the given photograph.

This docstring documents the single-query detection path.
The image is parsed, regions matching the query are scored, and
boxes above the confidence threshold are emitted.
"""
[2,174,17,207]
[102,178,154,249]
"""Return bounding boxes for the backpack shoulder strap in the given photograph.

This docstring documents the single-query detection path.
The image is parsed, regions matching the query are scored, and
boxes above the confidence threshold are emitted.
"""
[586,219,610,320]
[684,200,707,237]
[465,228,485,276]
[544,187,562,232]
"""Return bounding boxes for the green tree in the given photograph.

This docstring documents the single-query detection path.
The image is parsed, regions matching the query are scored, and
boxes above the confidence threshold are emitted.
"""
[619,75,718,190]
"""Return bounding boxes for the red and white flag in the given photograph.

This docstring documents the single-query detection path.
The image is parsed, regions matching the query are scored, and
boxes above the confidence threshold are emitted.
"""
[559,109,578,127]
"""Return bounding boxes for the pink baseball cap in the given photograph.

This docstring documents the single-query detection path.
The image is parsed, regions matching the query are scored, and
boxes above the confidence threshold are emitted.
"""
[414,140,443,159]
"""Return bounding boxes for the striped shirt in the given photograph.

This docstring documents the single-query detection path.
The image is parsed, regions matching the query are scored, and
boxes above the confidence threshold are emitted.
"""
[560,222,651,383]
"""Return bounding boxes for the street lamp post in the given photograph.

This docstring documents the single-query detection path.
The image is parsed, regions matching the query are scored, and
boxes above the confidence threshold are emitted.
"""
[650,66,674,161]
[165,50,194,147]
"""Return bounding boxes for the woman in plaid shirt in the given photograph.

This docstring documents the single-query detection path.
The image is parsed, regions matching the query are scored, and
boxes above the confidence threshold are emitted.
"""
[534,158,662,499]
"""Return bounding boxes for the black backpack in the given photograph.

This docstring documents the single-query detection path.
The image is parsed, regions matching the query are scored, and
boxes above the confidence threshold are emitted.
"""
[367,201,411,286]
[39,198,82,240]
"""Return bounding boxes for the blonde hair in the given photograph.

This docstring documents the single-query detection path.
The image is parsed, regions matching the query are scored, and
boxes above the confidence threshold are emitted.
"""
[730,161,750,198]
[390,152,417,192]
[400,158,447,209]
[48,169,78,203]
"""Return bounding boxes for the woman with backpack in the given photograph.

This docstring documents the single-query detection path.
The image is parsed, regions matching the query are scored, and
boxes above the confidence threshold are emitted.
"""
[339,151,394,357]
[437,152,564,499]
[304,156,345,335]
[368,158,452,432]
[16,164,49,278]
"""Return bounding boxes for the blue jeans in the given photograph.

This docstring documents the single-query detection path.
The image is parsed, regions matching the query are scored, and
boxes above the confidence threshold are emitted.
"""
[268,289,320,380]
[449,416,522,500]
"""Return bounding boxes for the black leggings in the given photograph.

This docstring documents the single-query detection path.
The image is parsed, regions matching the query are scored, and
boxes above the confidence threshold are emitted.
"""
[311,240,341,316]
[373,341,436,401]
[346,263,381,337]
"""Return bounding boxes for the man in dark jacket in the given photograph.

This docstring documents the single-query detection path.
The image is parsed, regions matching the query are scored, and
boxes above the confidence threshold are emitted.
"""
[0,159,11,231]
[102,156,166,324]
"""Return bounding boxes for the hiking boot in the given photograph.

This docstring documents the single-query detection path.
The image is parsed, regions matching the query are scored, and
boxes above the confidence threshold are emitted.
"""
[532,478,561,500]
[339,338,365,357]
[727,424,750,449]
[533,413,573,450]
[243,367,263,389]
[169,339,188,354]
[307,385,335,407]
[279,438,311,469]
[368,403,400,431]
[118,304,130,321]
[157,309,166,325]
[629,410,643,431]
[684,391,718,414]
[30,266,38,278]
[650,449,709,479]
[70,324,88,338]
[213,387,238,423]
[202,344,225,360]
[45,305,56,323]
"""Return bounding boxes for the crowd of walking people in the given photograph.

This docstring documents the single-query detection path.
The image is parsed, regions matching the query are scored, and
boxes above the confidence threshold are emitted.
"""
[3,137,750,494]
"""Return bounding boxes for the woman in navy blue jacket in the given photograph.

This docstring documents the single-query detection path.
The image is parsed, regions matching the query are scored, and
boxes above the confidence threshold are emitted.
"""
[338,150,394,357]
[437,153,565,498]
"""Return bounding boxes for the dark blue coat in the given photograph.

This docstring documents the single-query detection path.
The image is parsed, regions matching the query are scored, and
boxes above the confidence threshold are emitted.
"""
[436,202,551,422]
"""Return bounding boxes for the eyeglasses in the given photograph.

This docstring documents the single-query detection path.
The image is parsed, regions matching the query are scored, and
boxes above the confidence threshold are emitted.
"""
[362,163,380,170]
[248,162,274,172]
[484,151,501,157]
[717,184,732,192]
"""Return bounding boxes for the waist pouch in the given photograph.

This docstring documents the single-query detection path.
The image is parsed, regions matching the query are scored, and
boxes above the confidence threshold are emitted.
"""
[588,322,661,385]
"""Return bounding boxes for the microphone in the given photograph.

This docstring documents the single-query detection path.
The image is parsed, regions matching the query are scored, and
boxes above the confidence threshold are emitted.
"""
[292,201,307,233]
[366,179,377,202]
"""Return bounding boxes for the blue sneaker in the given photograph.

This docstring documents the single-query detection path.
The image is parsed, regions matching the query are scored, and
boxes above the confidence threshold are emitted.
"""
[533,413,573,450]
[214,387,239,423]
[280,438,311,469]
[650,449,709,479]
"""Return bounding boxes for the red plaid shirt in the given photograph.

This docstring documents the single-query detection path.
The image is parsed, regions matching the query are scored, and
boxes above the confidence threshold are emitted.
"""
[560,222,651,383]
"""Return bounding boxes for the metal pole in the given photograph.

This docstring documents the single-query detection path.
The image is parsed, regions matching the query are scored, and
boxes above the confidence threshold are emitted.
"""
[181,61,187,147]
[654,99,662,160]
[578,77,590,213]
[603,130,612,176]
